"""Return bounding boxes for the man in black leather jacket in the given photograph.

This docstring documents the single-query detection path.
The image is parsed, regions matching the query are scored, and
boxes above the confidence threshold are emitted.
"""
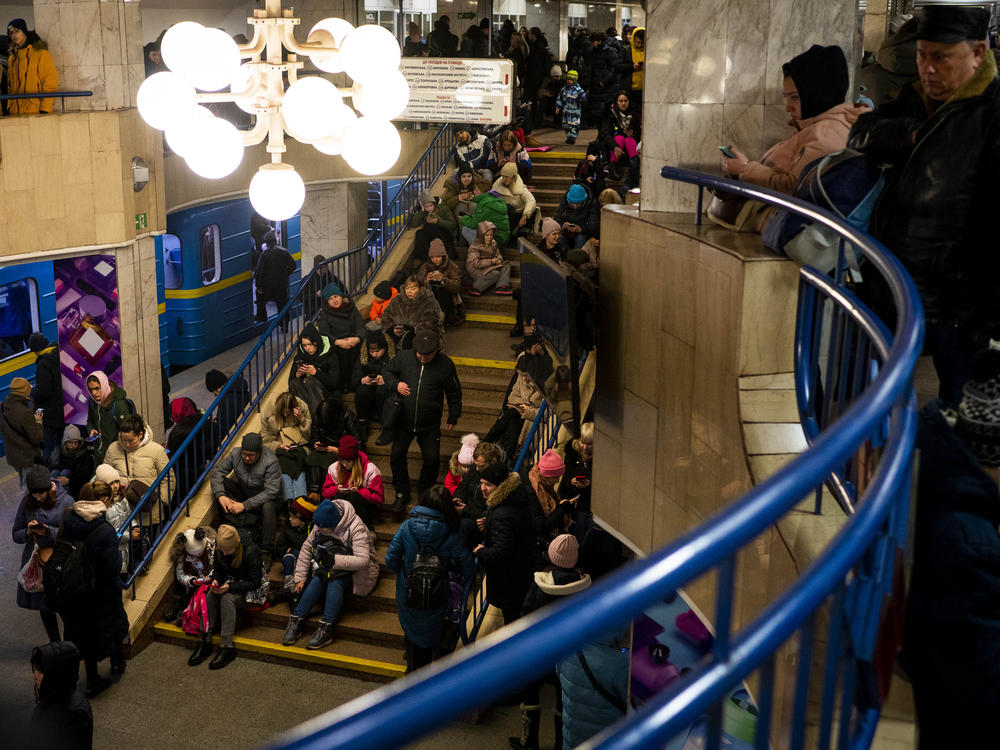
[382,329,462,511]
[848,5,1000,405]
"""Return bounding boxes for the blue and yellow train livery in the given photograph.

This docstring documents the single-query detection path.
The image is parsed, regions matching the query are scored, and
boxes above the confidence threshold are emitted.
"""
[0,261,58,402]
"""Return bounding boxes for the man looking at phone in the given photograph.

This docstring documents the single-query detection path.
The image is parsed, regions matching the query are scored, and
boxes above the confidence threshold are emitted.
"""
[382,329,462,512]
[0,377,44,492]
[210,432,282,563]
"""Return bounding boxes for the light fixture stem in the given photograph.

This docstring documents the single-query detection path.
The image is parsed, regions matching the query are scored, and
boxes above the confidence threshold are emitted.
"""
[278,21,338,57]
[238,23,266,58]
[241,116,269,146]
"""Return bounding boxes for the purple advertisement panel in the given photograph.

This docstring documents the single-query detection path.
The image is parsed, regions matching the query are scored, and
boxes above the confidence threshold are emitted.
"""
[53,255,122,428]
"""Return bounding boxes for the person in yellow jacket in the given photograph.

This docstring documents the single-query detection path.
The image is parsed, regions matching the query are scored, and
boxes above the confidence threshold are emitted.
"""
[628,27,645,106]
[6,18,57,115]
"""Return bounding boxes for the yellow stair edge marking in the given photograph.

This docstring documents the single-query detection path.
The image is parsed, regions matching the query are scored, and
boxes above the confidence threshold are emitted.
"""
[153,622,406,678]
[465,312,517,325]
[451,356,515,370]
[531,151,583,159]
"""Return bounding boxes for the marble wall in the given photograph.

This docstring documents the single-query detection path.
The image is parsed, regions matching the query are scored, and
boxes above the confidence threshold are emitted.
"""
[299,182,370,274]
[34,0,144,112]
[639,0,860,212]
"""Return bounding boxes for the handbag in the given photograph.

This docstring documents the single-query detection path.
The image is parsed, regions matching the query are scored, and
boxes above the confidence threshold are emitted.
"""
[18,544,45,593]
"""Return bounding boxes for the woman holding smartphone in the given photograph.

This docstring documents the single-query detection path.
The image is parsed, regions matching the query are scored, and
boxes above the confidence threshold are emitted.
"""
[13,465,73,641]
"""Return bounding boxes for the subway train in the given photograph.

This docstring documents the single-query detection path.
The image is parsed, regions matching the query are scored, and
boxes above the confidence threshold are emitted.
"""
[0,198,301,453]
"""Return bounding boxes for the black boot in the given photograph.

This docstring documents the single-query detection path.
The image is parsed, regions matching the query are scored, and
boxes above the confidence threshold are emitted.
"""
[282,615,304,646]
[508,703,541,749]
[306,621,335,650]
[208,646,237,670]
[391,491,410,513]
[188,634,213,666]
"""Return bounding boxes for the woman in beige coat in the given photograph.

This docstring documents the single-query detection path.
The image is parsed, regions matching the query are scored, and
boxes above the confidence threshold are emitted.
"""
[260,391,312,501]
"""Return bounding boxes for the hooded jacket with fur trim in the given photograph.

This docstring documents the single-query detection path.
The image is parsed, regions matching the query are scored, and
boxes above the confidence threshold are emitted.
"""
[7,33,57,114]
[476,471,540,611]
[380,285,446,341]
[104,421,174,516]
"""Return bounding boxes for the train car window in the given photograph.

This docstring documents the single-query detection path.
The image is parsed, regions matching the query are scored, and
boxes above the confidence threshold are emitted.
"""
[200,224,222,286]
[162,234,182,289]
[0,278,40,362]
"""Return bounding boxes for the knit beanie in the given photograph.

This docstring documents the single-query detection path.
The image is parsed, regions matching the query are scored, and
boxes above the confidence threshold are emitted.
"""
[322,281,344,300]
[339,434,359,460]
[418,189,435,205]
[536,449,566,478]
[313,499,342,529]
[956,346,1000,467]
[241,432,263,453]
[480,462,508,486]
[457,433,480,466]
[366,329,388,349]
[566,184,587,203]
[7,18,27,36]
[373,281,395,301]
[62,424,84,444]
[26,465,51,492]
[28,332,49,352]
[428,239,447,258]
[458,163,476,177]
[204,369,227,392]
[782,45,848,120]
[500,162,518,178]
[9,377,31,398]
[290,495,317,521]
[548,534,579,569]
[95,463,121,484]
[566,69,579,80]
[541,218,561,237]
[216,524,241,554]
[550,64,563,77]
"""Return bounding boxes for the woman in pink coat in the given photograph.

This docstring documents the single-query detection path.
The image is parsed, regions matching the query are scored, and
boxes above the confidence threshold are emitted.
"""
[721,45,870,194]
[282,498,379,649]
[320,435,384,529]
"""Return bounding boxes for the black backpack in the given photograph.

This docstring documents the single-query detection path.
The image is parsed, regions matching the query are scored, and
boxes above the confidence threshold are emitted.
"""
[312,534,353,584]
[405,546,447,610]
[43,531,96,612]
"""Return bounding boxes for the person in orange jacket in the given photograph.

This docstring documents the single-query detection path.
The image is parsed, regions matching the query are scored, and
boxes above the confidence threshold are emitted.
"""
[6,19,57,115]
[366,281,398,331]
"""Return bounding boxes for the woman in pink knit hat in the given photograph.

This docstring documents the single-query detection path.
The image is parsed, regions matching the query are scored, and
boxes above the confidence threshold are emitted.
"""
[526,449,578,541]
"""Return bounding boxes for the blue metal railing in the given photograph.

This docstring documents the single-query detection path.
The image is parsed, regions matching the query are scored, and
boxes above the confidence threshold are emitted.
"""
[263,165,923,750]
[118,124,453,590]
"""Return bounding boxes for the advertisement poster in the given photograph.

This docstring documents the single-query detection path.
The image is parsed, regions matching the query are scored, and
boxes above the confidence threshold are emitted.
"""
[53,255,123,427]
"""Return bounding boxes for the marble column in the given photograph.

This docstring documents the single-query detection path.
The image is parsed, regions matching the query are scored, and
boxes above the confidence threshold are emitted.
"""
[639,0,859,212]
[863,0,889,53]
[33,0,144,112]
[299,182,370,274]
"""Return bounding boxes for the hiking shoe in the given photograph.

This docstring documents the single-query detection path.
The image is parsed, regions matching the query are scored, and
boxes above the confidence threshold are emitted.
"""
[306,621,335,650]
[282,615,305,646]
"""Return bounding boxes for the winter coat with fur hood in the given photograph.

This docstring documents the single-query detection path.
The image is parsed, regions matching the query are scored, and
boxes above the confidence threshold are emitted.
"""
[475,471,539,612]
[294,498,379,596]
[7,33,57,114]
[380,286,445,341]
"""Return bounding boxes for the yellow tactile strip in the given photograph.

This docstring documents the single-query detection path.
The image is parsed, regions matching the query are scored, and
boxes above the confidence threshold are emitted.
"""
[464,312,518,325]
[451,356,516,370]
[153,622,406,678]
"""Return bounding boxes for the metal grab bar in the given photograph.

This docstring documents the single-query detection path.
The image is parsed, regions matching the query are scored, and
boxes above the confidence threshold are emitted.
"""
[261,165,923,750]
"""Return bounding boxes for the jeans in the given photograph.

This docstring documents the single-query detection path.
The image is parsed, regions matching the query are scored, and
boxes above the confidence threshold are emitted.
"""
[390,426,441,495]
[207,591,246,648]
[294,574,351,623]
[281,472,307,502]
[282,551,298,577]
[472,264,512,293]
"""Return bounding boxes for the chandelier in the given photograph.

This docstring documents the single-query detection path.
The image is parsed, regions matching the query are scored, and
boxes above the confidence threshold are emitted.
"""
[136,0,410,221]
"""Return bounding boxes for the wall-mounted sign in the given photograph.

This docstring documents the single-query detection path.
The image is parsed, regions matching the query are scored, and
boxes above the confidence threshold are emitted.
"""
[398,58,514,124]
[135,212,148,230]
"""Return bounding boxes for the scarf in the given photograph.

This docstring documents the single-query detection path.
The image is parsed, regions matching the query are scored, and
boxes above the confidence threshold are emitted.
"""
[610,105,634,135]
[73,500,108,522]
[87,371,113,402]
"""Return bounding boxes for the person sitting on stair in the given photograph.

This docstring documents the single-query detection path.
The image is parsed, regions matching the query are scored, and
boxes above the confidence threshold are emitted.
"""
[417,239,465,328]
[321,435,384,529]
[282,498,380,650]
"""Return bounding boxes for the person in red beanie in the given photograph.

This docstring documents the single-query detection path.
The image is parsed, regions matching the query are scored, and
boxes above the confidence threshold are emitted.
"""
[320,435,384,528]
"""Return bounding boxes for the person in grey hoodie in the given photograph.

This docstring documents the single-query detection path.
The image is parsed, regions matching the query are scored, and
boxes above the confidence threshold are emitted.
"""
[210,432,282,558]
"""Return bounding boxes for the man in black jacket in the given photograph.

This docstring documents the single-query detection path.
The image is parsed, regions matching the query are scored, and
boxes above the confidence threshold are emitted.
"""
[848,4,1000,405]
[28,332,63,462]
[427,16,458,57]
[253,230,297,324]
[382,328,462,511]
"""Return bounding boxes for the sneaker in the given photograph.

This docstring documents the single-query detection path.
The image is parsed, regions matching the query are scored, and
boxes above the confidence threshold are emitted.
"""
[306,621,335,650]
[494,286,513,296]
[282,615,305,646]
[392,491,410,513]
[468,287,482,297]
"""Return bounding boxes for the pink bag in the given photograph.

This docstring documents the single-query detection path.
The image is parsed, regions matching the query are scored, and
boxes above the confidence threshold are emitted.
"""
[675,610,714,652]
[18,545,44,593]
[181,584,210,635]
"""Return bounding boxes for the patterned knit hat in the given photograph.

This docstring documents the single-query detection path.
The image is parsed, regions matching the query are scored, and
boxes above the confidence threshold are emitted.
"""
[290,495,317,521]
[956,345,1000,467]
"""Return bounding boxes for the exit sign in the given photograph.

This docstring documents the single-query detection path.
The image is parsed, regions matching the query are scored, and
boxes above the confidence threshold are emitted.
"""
[135,212,147,230]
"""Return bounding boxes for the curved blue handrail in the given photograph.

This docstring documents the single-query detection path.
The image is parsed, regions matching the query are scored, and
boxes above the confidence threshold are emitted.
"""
[261,169,923,750]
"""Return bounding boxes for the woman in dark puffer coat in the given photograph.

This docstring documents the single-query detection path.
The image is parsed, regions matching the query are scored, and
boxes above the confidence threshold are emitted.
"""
[315,282,366,392]
[289,322,341,415]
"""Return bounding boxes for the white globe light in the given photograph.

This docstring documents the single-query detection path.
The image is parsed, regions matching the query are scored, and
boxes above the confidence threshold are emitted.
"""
[282,76,344,142]
[313,106,357,155]
[249,164,306,221]
[339,25,401,83]
[187,28,241,91]
[232,63,263,114]
[341,117,401,175]
[352,71,409,120]
[137,72,197,130]
[308,18,354,74]
[183,117,244,179]
[165,105,214,158]
[160,22,206,81]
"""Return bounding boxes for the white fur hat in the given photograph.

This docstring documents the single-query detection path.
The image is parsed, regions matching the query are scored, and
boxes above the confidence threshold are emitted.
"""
[183,528,208,556]
[457,433,480,465]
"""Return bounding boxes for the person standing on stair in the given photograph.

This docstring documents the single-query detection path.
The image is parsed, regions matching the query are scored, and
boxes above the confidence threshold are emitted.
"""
[187,524,263,670]
[0,377,44,493]
[382,329,463,512]
[282,498,380,650]
[28,332,64,462]
[385,485,475,672]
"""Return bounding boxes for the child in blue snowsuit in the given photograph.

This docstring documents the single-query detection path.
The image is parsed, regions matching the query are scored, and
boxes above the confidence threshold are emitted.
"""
[555,70,587,144]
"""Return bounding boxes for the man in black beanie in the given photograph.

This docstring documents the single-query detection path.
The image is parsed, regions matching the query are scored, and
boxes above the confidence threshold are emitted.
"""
[849,2,999,405]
